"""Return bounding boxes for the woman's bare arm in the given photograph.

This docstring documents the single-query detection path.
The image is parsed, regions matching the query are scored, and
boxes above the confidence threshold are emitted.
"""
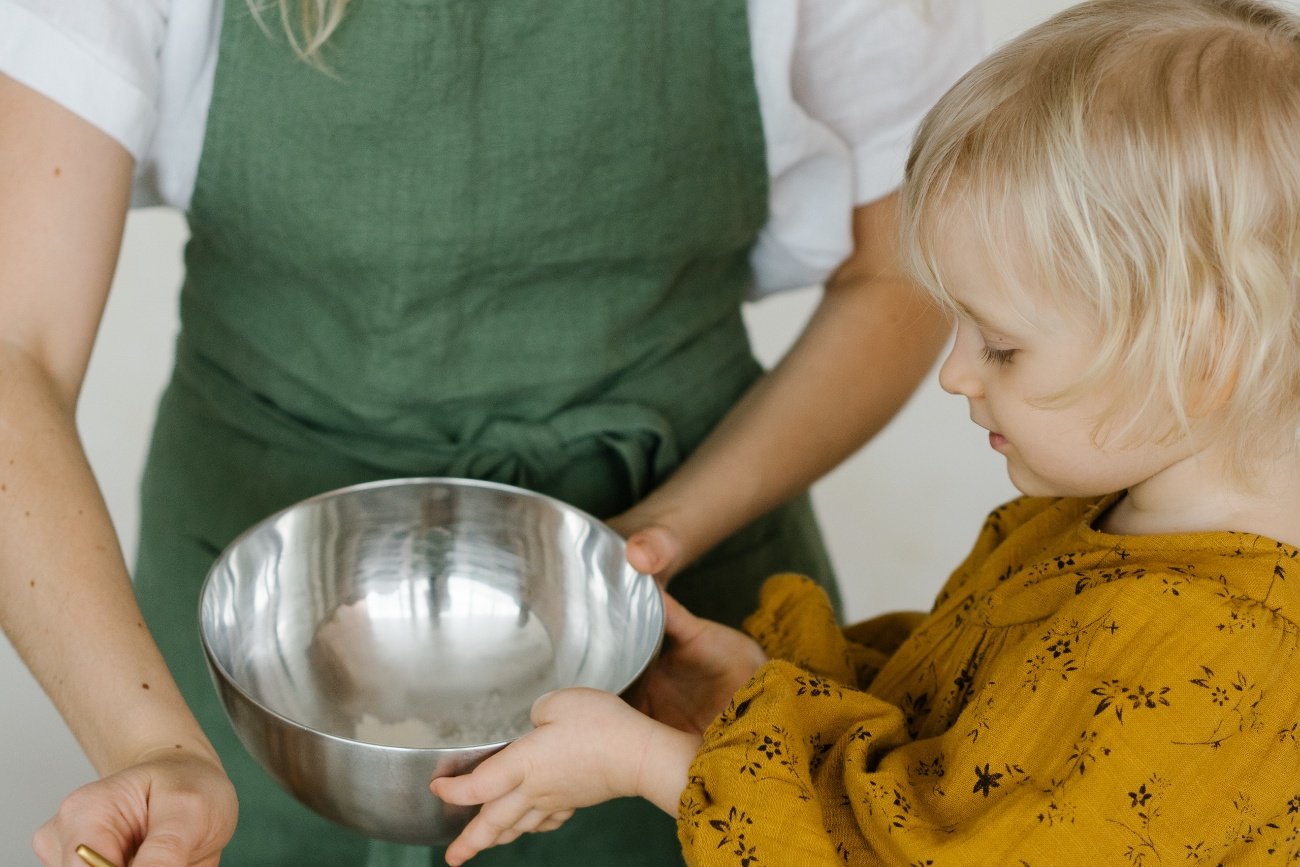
[0,73,235,865]
[613,193,951,579]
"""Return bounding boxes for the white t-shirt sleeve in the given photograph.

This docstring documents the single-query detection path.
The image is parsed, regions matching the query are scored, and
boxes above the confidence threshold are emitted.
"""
[794,0,986,205]
[0,0,168,162]
[747,0,985,297]
[1,0,985,293]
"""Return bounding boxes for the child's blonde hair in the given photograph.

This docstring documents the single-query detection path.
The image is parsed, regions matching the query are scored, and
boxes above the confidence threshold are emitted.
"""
[902,0,1300,480]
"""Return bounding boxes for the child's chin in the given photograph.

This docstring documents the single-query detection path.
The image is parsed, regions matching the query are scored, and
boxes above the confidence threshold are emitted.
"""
[1005,466,1068,499]
[1008,468,1114,500]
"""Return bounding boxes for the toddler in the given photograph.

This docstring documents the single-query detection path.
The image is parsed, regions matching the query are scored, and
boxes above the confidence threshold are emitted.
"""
[433,1,1300,863]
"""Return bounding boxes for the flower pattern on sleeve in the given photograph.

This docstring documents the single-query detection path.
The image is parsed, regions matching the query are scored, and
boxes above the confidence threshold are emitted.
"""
[678,496,1300,866]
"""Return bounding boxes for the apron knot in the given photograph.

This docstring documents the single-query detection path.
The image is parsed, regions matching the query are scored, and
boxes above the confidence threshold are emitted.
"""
[444,417,564,489]
[451,403,682,498]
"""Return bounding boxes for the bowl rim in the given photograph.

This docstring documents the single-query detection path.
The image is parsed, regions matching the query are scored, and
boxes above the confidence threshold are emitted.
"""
[196,475,666,753]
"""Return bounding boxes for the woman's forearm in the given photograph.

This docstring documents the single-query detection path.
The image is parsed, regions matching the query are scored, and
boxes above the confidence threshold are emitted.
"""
[0,352,218,773]
[635,194,951,566]
[0,73,218,775]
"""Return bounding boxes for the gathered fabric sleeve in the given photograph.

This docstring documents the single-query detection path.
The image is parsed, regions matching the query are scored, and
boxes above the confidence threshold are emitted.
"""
[743,573,924,690]
[680,577,1300,866]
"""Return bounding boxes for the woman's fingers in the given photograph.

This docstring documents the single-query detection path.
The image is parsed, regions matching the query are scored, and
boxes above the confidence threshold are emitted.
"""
[624,532,662,575]
[35,822,119,867]
[36,835,126,867]
[128,791,214,867]
[33,754,234,867]
[33,775,136,867]
[624,525,686,582]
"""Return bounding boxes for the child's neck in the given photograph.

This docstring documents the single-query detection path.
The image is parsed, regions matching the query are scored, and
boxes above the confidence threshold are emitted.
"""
[1099,446,1300,547]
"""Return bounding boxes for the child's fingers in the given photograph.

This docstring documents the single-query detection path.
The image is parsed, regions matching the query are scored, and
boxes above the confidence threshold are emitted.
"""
[443,790,533,866]
[492,827,525,848]
[530,685,604,726]
[535,810,575,833]
[431,752,524,806]
[660,589,701,642]
[511,808,554,834]
[441,789,576,864]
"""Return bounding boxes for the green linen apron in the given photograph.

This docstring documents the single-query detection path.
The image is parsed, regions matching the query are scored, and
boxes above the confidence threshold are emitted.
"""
[134,1,839,864]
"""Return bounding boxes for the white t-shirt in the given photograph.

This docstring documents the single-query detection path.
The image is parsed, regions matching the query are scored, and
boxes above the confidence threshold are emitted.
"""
[0,0,983,295]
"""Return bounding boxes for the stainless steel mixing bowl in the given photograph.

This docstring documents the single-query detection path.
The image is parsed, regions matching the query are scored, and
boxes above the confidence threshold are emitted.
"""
[198,477,664,845]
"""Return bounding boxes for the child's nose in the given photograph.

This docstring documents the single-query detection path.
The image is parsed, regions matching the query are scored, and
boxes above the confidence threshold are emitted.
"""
[938,326,983,398]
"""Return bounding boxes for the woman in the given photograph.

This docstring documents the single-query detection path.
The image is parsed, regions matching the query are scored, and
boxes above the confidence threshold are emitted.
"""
[0,0,981,863]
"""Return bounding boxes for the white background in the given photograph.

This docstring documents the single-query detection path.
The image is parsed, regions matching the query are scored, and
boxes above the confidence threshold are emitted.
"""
[0,0,1084,860]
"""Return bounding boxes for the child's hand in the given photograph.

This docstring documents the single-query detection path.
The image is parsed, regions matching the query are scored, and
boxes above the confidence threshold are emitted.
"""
[632,591,768,735]
[431,688,699,866]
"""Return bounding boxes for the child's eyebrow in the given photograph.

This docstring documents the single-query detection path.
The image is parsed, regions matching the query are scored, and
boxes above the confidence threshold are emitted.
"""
[951,299,996,329]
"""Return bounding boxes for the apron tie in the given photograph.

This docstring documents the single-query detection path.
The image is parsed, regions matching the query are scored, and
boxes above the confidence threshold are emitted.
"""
[443,402,680,497]
[178,341,680,502]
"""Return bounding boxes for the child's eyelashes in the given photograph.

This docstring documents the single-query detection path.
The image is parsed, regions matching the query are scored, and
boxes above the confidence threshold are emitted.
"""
[980,345,1017,366]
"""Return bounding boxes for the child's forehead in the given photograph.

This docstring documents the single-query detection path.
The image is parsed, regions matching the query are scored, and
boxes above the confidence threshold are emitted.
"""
[929,204,1091,335]
[946,274,1070,339]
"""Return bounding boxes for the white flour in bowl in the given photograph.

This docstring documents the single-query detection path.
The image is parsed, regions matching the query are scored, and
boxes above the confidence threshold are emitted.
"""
[352,690,532,748]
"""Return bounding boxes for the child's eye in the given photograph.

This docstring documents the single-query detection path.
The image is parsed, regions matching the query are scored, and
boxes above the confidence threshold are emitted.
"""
[980,345,1017,366]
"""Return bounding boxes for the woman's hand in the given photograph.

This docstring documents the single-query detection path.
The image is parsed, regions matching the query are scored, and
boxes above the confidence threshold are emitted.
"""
[431,688,699,866]
[32,746,237,867]
[632,592,767,735]
[606,509,689,585]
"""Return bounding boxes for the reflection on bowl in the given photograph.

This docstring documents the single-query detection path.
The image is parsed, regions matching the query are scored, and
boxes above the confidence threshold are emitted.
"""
[199,477,664,845]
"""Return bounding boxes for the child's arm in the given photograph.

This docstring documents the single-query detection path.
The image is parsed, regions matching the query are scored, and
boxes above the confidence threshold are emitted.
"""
[744,573,926,689]
[678,576,1300,865]
[431,688,700,866]
[634,581,923,738]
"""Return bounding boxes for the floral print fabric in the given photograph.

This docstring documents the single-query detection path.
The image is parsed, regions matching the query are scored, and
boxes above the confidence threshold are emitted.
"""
[678,496,1300,865]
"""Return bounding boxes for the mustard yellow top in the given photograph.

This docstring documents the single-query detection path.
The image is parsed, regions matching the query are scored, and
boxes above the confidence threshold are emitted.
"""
[678,496,1300,866]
